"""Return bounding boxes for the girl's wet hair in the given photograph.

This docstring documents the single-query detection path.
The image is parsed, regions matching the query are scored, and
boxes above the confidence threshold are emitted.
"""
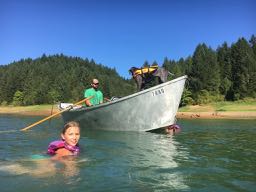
[62,121,80,134]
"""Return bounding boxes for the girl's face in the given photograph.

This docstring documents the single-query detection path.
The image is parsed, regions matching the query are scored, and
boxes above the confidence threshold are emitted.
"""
[61,126,80,146]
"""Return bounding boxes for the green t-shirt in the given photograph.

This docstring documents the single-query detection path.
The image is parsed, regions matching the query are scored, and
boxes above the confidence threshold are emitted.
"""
[84,88,103,106]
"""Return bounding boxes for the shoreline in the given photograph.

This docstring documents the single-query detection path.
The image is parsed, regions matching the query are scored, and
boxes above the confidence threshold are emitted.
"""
[0,106,60,116]
[0,106,255,119]
[176,111,256,119]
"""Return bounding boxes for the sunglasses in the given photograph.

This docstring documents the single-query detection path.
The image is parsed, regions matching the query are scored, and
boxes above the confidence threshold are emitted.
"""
[93,83,99,85]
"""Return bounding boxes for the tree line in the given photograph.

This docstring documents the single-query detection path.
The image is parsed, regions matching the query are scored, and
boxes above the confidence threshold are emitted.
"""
[0,54,136,105]
[162,35,256,105]
[0,35,255,106]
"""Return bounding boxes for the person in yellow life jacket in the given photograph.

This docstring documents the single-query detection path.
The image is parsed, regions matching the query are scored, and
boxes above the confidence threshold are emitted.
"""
[84,79,103,107]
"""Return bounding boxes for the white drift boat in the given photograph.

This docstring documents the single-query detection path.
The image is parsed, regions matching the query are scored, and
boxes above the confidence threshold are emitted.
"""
[59,75,187,132]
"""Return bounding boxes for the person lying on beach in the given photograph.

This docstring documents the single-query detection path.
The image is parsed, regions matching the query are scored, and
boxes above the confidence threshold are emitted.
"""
[47,121,80,158]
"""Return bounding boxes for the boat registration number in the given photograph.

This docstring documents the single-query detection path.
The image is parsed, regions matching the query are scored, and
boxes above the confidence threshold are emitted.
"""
[152,88,165,96]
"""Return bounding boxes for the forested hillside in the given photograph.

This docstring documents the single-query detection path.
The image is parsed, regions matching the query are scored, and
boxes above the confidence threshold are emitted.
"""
[162,35,256,104]
[0,35,255,106]
[0,54,136,105]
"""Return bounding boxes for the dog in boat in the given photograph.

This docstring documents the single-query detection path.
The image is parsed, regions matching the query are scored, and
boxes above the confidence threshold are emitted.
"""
[129,65,171,91]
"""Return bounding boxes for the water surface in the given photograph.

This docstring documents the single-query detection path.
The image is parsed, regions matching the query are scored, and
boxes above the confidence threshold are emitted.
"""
[0,115,255,191]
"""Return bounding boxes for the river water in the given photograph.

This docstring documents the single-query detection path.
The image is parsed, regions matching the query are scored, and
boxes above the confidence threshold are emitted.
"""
[0,115,255,192]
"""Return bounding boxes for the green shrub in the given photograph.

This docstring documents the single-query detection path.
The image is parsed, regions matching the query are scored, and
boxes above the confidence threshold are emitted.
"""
[1,101,8,106]
[12,90,24,106]
[196,90,224,104]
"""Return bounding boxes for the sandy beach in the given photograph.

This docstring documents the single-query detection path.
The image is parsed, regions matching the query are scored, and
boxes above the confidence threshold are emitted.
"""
[176,111,256,119]
[0,105,255,119]
[0,106,60,116]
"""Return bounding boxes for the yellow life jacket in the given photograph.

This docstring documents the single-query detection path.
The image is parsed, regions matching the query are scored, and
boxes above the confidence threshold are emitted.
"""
[133,65,158,76]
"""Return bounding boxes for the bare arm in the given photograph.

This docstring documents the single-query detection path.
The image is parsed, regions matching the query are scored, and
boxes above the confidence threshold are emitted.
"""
[85,99,92,106]
[55,148,73,157]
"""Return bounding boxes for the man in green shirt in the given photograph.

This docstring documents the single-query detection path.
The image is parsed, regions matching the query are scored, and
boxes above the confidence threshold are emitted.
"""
[84,78,103,107]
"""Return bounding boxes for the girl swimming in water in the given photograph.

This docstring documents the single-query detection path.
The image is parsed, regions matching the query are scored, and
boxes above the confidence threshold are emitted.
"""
[0,121,81,177]
[48,121,80,157]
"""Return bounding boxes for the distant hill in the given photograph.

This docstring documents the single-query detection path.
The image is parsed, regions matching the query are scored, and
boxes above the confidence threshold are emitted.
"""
[0,54,136,105]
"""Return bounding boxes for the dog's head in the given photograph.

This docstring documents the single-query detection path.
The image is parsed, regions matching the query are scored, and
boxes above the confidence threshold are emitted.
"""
[129,67,139,76]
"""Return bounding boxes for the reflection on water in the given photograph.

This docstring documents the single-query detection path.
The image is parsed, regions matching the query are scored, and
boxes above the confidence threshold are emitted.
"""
[84,131,190,191]
[0,116,256,191]
[131,135,189,191]
[0,156,82,178]
[0,159,57,177]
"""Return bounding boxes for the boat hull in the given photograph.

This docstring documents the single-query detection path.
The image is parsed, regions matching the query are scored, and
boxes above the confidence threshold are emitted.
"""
[61,75,187,131]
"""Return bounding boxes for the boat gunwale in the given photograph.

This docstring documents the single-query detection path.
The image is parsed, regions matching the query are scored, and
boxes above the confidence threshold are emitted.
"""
[65,75,187,113]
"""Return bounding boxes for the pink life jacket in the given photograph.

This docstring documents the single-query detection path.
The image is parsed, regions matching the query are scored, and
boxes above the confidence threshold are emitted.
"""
[47,140,80,155]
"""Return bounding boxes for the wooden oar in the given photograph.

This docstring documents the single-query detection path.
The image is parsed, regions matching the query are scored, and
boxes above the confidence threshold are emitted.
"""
[20,96,93,131]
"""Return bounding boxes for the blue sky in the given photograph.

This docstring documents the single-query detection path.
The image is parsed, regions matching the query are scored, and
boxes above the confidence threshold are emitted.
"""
[1,0,255,78]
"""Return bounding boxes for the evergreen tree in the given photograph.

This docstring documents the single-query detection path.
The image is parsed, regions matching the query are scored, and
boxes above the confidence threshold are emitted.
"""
[230,38,255,99]
[249,35,256,56]
[189,43,220,102]
[217,42,232,98]
[184,56,193,76]
[249,35,256,97]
